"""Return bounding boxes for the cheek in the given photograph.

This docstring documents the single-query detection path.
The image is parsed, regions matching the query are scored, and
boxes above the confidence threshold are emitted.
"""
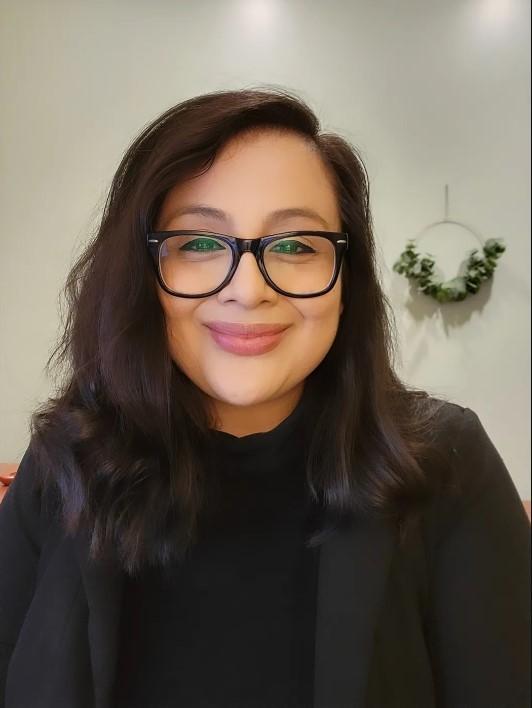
[294,292,343,348]
[157,291,198,356]
[297,278,343,323]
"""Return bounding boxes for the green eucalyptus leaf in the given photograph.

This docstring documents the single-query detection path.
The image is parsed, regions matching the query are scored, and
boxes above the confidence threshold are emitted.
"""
[394,236,505,303]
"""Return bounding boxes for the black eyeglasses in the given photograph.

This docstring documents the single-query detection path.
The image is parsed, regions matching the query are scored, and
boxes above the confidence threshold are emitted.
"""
[146,230,349,298]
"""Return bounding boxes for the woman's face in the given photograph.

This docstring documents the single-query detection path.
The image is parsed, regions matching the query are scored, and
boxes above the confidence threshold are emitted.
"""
[154,129,344,435]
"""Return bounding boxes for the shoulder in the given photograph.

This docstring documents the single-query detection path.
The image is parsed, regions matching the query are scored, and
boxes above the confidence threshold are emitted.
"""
[0,443,63,553]
[418,397,524,542]
[427,397,510,492]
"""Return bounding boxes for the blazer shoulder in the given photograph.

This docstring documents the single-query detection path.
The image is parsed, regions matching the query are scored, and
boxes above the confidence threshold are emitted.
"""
[0,443,63,554]
[0,445,43,553]
[423,396,498,462]
[425,396,469,435]
[420,398,525,539]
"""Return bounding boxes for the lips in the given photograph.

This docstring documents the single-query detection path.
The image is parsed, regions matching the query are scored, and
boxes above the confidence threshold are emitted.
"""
[206,327,288,356]
[205,321,290,338]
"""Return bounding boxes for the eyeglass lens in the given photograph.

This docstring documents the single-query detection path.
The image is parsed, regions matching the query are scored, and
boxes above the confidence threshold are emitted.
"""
[158,233,337,296]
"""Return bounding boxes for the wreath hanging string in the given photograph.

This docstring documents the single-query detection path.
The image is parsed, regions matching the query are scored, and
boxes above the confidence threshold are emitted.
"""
[392,186,506,303]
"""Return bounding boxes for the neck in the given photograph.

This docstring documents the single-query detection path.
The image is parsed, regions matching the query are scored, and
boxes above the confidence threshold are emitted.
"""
[207,383,305,438]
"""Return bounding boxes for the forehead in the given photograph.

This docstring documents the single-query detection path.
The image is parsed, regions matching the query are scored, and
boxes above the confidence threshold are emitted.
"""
[157,129,341,231]
[213,128,333,187]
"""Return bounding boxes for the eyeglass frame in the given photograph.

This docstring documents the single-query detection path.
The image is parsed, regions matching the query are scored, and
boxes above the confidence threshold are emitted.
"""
[146,229,349,298]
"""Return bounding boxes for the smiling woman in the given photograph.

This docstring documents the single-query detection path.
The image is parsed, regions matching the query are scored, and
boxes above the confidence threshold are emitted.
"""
[150,128,347,434]
[0,87,529,708]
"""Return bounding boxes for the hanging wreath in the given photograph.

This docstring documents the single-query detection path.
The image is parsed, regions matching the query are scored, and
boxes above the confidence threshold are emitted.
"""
[393,237,506,304]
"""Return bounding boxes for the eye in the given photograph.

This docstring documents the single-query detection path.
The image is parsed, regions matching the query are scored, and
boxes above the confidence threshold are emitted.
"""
[269,239,316,255]
[180,237,226,252]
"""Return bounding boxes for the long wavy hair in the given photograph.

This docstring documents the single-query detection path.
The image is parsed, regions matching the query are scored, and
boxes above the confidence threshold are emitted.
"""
[29,86,452,575]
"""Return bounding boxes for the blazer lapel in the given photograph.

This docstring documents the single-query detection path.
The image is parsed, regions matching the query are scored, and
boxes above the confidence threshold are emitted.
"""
[73,527,125,708]
[313,515,397,708]
[72,515,397,708]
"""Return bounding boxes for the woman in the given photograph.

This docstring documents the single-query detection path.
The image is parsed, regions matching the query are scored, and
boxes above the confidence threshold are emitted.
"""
[0,87,529,708]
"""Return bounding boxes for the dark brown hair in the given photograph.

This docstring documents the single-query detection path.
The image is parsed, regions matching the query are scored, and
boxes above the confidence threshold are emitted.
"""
[29,86,452,575]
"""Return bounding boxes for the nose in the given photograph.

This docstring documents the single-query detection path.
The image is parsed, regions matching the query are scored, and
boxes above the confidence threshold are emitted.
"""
[218,251,274,303]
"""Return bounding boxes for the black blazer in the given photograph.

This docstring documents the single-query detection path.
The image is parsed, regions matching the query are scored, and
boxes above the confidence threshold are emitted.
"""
[1,402,530,708]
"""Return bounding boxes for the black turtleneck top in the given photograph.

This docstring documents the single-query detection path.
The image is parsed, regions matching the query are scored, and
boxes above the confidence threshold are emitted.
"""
[113,392,321,708]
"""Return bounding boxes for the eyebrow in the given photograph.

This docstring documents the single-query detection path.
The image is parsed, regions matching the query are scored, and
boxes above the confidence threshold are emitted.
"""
[165,204,331,231]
